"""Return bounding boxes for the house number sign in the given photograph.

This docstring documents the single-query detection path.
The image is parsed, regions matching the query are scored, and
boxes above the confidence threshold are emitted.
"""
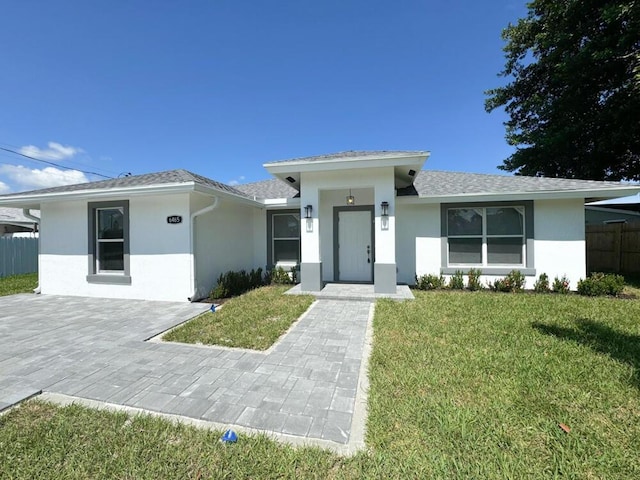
[167,215,183,224]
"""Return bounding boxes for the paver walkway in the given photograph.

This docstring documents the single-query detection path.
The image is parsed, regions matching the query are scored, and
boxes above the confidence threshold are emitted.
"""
[0,294,373,451]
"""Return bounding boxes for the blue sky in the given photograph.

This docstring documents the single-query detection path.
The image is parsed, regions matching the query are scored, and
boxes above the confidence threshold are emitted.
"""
[0,1,527,193]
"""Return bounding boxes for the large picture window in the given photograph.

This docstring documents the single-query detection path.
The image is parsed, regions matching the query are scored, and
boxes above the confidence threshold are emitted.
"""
[272,213,300,264]
[447,206,525,266]
[87,200,130,284]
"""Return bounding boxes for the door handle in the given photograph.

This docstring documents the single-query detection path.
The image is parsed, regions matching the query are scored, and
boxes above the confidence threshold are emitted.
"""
[367,245,371,263]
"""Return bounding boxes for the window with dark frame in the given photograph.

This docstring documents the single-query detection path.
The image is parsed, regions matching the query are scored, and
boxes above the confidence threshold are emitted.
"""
[447,206,525,266]
[96,207,125,272]
[272,213,300,264]
[87,200,130,283]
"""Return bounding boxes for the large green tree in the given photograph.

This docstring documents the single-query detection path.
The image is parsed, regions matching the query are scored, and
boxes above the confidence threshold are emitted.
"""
[486,0,640,181]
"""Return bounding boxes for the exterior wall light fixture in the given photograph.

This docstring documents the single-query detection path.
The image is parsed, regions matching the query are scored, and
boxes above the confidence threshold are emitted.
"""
[304,205,313,219]
[381,201,389,217]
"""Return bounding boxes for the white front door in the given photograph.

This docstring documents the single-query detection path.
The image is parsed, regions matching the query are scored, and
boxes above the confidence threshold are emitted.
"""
[338,210,372,282]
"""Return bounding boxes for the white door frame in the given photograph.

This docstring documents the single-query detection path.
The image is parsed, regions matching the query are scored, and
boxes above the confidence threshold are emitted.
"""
[333,205,375,282]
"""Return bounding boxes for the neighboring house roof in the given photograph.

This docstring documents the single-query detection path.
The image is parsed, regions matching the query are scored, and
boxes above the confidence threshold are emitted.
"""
[264,150,429,165]
[398,170,635,197]
[586,193,640,207]
[0,169,249,199]
[234,179,299,199]
[0,207,39,226]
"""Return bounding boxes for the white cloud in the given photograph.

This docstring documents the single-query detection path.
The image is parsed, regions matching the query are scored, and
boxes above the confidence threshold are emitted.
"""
[227,175,246,186]
[0,165,89,190]
[19,141,82,161]
[0,180,10,194]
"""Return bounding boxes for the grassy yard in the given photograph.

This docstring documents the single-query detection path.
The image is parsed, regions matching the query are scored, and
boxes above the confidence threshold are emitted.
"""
[0,272,37,296]
[163,285,314,350]
[2,290,639,478]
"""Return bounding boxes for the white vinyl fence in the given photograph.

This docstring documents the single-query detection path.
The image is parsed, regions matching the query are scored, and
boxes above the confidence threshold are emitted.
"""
[0,237,38,277]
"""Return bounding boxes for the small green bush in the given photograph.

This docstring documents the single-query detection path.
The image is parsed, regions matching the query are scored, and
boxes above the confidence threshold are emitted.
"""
[448,270,465,290]
[552,275,571,294]
[211,268,265,299]
[577,272,625,297]
[466,269,483,291]
[489,270,525,293]
[415,273,445,290]
[270,267,295,285]
[533,273,550,293]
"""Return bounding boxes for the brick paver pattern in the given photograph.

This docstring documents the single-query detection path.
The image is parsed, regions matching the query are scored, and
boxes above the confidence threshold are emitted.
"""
[0,294,371,444]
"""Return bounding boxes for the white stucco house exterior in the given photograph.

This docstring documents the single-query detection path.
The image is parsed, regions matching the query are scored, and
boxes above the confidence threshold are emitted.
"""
[0,150,638,302]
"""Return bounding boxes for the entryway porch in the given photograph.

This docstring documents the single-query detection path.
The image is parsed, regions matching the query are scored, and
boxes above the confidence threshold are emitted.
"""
[285,282,414,301]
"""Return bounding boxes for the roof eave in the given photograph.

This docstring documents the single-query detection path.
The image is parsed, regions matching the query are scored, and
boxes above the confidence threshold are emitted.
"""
[399,186,640,204]
[264,152,430,173]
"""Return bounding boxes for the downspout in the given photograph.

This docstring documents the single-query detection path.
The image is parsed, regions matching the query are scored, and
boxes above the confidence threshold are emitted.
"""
[22,209,41,294]
[188,196,219,302]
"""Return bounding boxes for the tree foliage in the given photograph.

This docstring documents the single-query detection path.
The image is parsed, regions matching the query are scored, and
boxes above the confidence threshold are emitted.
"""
[486,0,640,181]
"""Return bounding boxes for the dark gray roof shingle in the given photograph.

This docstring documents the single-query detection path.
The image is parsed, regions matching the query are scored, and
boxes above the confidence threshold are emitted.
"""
[0,207,39,223]
[264,150,428,165]
[400,170,631,196]
[0,169,249,198]
[234,179,299,199]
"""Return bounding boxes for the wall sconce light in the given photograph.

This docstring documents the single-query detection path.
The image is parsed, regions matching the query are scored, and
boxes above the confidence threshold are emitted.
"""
[346,189,355,205]
[381,201,389,217]
[304,205,313,219]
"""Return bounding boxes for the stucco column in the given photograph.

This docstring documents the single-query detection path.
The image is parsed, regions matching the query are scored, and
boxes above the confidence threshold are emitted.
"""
[300,182,323,291]
[374,178,397,293]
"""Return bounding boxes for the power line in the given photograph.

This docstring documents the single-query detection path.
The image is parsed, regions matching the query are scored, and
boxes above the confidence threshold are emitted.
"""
[0,146,114,179]
[0,141,122,178]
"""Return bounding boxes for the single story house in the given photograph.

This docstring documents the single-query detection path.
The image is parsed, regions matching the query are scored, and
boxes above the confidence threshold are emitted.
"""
[0,150,638,302]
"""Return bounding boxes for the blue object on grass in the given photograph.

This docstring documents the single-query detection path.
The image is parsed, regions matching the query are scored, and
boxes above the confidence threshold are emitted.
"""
[221,429,237,443]
[210,304,216,313]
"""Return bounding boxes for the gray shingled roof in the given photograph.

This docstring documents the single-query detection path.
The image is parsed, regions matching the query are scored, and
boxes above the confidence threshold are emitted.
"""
[264,150,428,165]
[401,170,631,196]
[234,178,299,199]
[0,207,39,224]
[0,169,249,198]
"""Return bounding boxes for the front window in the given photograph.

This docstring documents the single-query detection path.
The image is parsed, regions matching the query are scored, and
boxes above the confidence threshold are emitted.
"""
[96,207,124,272]
[87,200,130,284]
[447,206,525,266]
[272,213,300,263]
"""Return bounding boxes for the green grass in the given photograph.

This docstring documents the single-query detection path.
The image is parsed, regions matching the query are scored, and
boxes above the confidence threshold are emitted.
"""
[2,290,640,478]
[163,285,314,350]
[0,272,37,296]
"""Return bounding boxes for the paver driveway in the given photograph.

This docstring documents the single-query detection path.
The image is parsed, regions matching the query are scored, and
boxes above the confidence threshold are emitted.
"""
[0,294,372,450]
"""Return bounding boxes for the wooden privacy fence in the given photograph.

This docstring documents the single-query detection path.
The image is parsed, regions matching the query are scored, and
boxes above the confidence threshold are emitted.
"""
[0,237,38,277]
[586,223,640,275]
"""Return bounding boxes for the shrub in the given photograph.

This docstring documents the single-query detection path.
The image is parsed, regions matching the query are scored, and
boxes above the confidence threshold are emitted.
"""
[489,270,525,293]
[467,268,483,291]
[552,275,571,294]
[211,268,265,299]
[577,272,625,297]
[270,267,295,285]
[415,273,445,290]
[448,270,465,290]
[533,273,550,293]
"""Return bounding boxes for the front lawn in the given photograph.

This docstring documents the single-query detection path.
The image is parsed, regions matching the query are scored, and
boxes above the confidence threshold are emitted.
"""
[2,291,639,478]
[163,285,314,350]
[0,272,37,296]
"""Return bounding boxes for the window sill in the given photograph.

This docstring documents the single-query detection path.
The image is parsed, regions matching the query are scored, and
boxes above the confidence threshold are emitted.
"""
[441,267,536,276]
[86,274,132,285]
